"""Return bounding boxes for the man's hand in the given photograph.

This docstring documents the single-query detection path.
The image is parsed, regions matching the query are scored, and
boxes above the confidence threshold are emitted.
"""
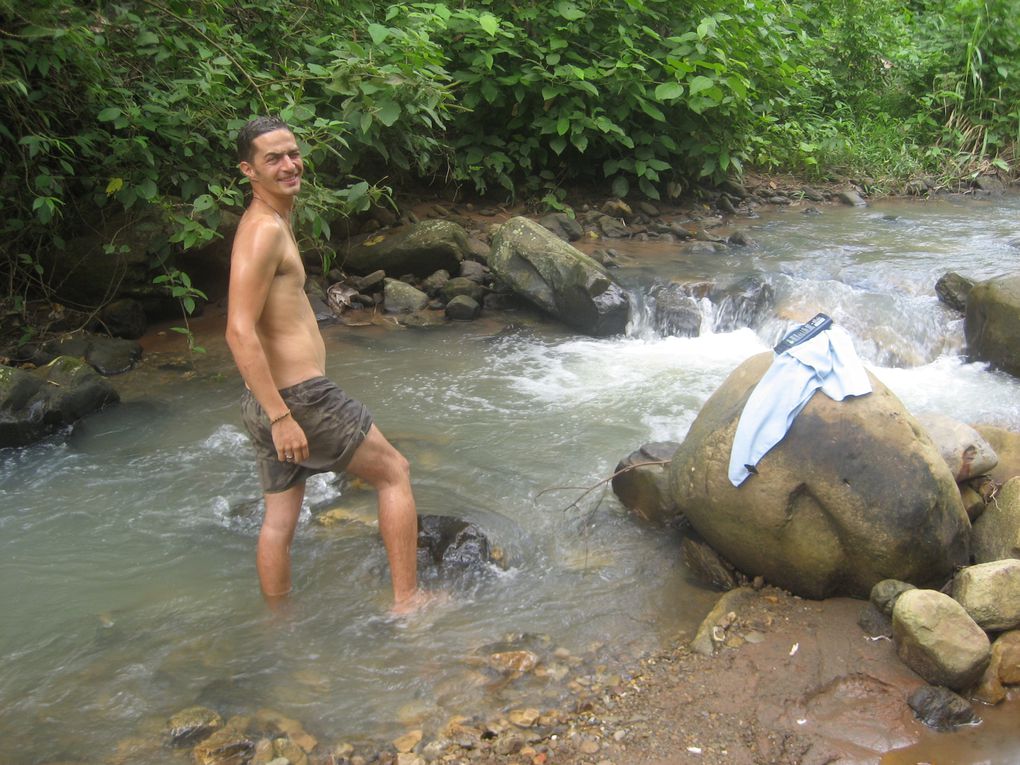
[272,416,310,464]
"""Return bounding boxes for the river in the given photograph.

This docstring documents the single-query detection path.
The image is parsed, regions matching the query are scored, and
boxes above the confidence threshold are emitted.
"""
[1,192,1019,763]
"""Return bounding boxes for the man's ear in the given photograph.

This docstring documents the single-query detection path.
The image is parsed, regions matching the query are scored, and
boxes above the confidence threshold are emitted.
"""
[239,160,255,181]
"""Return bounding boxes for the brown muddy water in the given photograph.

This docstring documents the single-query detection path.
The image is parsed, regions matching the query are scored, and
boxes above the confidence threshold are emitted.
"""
[2,193,1019,763]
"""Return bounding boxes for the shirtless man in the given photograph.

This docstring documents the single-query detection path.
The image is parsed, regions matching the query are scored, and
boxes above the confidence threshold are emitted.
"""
[226,116,420,613]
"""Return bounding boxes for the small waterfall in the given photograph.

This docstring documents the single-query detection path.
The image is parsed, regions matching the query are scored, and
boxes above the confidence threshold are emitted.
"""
[626,275,776,340]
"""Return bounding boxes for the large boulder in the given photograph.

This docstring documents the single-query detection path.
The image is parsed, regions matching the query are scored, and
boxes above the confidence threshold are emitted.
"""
[965,273,1020,377]
[488,217,630,337]
[0,358,120,448]
[668,352,971,599]
[341,220,472,277]
[970,476,1020,563]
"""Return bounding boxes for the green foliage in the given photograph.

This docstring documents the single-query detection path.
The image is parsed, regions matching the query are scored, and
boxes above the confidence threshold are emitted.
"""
[0,0,452,332]
[390,0,812,198]
[1,0,1017,340]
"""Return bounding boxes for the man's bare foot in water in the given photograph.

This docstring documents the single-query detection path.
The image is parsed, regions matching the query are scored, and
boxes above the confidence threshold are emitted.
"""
[390,589,450,616]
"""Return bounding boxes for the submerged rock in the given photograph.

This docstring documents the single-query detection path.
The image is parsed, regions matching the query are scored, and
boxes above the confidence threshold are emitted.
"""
[165,706,223,747]
[907,685,980,731]
[668,352,970,599]
[611,441,680,523]
[417,514,494,573]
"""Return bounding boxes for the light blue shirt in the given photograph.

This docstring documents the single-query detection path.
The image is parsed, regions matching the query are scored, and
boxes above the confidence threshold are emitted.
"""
[728,326,872,487]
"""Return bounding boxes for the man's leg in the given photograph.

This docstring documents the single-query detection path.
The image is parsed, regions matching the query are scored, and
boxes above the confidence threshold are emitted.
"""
[257,482,305,610]
[345,424,419,611]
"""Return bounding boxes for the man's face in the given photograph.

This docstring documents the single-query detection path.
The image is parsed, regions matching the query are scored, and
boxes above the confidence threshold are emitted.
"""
[240,128,303,197]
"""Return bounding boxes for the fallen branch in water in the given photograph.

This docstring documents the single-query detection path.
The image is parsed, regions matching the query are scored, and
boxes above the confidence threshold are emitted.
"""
[535,460,671,515]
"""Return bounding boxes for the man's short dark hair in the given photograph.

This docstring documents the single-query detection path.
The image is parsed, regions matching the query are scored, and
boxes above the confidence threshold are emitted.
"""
[236,116,292,163]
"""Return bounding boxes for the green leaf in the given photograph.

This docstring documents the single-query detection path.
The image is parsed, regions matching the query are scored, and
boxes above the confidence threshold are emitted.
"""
[479,13,500,36]
[654,82,684,100]
[638,99,666,122]
[368,23,390,45]
[689,76,715,96]
[611,175,630,198]
[97,107,122,122]
[137,179,158,200]
[376,100,401,127]
[555,1,586,22]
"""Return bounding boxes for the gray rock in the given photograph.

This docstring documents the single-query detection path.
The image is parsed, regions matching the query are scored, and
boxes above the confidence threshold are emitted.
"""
[36,333,142,376]
[971,476,1020,562]
[709,276,774,332]
[892,589,990,690]
[98,298,148,339]
[440,276,485,304]
[652,284,703,338]
[972,425,1020,483]
[0,359,120,448]
[597,214,630,238]
[460,259,491,284]
[489,217,630,337]
[417,514,495,575]
[965,274,1020,377]
[352,269,386,292]
[904,179,931,196]
[858,602,893,638]
[419,269,451,297]
[973,175,1005,193]
[445,295,481,321]
[907,685,980,731]
[916,412,998,481]
[343,220,472,277]
[668,353,970,599]
[383,279,429,314]
[681,240,728,255]
[611,441,681,523]
[835,190,867,207]
[727,230,755,247]
[934,272,973,312]
[870,579,917,617]
[538,212,584,242]
[952,559,1020,631]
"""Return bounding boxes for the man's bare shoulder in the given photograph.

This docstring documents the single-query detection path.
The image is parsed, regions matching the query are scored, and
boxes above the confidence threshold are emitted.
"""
[231,208,290,265]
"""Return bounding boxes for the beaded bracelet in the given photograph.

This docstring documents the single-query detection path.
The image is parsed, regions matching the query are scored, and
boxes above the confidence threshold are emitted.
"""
[270,409,292,425]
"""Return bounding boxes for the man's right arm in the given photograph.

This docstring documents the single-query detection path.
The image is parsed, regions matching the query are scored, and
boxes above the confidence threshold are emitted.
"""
[226,218,310,463]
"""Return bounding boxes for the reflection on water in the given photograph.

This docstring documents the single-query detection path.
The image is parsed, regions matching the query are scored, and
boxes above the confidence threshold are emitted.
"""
[2,194,1020,762]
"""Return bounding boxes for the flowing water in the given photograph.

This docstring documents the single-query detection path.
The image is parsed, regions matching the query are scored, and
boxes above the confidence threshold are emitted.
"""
[2,193,1020,763]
